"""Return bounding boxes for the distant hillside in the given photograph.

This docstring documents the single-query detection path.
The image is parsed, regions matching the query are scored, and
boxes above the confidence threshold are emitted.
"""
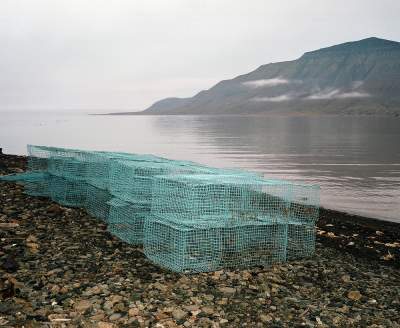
[124,37,400,116]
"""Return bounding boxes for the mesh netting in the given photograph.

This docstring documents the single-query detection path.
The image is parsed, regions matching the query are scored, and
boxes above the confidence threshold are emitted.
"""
[106,160,223,244]
[107,198,150,244]
[1,145,320,272]
[48,176,88,208]
[0,171,47,182]
[0,172,50,197]
[145,217,288,273]
[27,145,82,171]
[144,174,293,272]
[286,182,320,259]
[27,156,49,172]
[150,174,292,224]
[85,183,112,221]
[109,160,216,202]
[24,178,50,197]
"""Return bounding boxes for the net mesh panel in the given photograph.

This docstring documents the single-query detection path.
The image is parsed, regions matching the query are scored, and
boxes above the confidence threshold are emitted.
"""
[109,160,216,202]
[85,183,112,221]
[48,156,89,180]
[27,145,83,172]
[0,172,50,197]
[0,171,46,182]
[48,176,88,208]
[107,198,150,245]
[151,175,292,223]
[23,178,50,197]
[28,145,99,171]
[90,153,171,190]
[45,148,171,190]
[27,157,48,172]
[145,174,292,273]
[145,218,288,273]
[287,182,320,259]
[107,160,222,244]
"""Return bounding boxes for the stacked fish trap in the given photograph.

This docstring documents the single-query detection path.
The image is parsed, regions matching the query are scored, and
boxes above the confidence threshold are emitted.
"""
[146,174,292,273]
[107,160,215,244]
[0,145,320,273]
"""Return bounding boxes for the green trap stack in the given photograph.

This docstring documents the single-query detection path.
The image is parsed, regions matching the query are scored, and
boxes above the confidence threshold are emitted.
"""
[0,145,320,273]
[145,174,292,273]
[107,159,218,244]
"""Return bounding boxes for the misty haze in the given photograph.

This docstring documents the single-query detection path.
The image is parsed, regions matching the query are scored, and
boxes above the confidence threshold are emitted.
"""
[1,1,400,327]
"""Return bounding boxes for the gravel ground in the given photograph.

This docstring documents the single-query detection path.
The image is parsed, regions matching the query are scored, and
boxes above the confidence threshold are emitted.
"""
[0,154,399,327]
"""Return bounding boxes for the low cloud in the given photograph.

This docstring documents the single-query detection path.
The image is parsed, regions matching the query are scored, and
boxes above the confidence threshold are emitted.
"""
[351,80,364,89]
[307,81,371,100]
[336,91,371,99]
[242,78,290,88]
[252,94,293,102]
[307,89,371,100]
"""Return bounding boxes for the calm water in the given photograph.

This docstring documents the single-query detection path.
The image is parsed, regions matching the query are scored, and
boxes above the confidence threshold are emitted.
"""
[1,111,399,222]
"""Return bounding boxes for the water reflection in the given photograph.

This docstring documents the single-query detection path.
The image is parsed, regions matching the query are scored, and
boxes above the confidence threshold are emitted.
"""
[1,112,399,221]
[150,115,400,221]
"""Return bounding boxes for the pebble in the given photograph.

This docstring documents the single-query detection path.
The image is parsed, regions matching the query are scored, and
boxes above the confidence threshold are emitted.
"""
[74,300,93,314]
[341,274,351,283]
[201,306,215,315]
[128,307,140,316]
[172,308,187,320]
[347,290,362,301]
[97,322,115,328]
[260,314,273,322]
[109,313,122,321]
[218,287,236,295]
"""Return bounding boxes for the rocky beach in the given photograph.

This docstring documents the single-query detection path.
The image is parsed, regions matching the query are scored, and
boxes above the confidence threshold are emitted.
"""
[0,154,399,327]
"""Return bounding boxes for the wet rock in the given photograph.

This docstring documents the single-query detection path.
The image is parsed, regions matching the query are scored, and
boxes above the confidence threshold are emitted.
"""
[0,300,18,314]
[26,242,39,253]
[341,274,351,283]
[97,322,116,328]
[113,302,126,312]
[46,268,63,276]
[83,285,102,296]
[109,313,122,321]
[347,290,362,301]
[48,313,70,323]
[201,306,215,315]
[74,300,93,314]
[47,204,63,215]
[2,255,19,273]
[172,308,187,321]
[218,287,236,295]
[260,314,273,323]
[128,307,140,316]
[0,222,19,228]
[103,300,114,311]
[91,312,106,321]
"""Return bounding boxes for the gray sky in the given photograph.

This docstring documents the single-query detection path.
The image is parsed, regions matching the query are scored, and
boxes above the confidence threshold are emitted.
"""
[1,0,399,113]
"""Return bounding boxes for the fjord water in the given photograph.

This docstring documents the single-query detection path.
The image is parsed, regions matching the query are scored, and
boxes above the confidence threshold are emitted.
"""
[1,111,399,222]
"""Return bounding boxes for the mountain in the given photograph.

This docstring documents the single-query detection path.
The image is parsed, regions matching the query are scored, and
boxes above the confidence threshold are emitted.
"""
[131,37,400,116]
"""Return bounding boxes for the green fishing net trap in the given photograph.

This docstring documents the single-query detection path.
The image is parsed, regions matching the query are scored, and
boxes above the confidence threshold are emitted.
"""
[0,145,320,273]
[145,174,293,272]
[107,197,150,245]
[106,159,234,244]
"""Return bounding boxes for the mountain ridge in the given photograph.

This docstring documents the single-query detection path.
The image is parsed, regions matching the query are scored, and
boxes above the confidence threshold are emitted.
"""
[113,37,400,116]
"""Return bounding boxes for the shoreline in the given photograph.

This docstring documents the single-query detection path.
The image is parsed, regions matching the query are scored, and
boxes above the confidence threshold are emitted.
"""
[97,112,400,118]
[1,154,400,327]
[1,153,399,268]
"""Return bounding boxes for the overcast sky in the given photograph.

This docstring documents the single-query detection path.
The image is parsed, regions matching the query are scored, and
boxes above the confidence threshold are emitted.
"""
[1,0,399,112]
